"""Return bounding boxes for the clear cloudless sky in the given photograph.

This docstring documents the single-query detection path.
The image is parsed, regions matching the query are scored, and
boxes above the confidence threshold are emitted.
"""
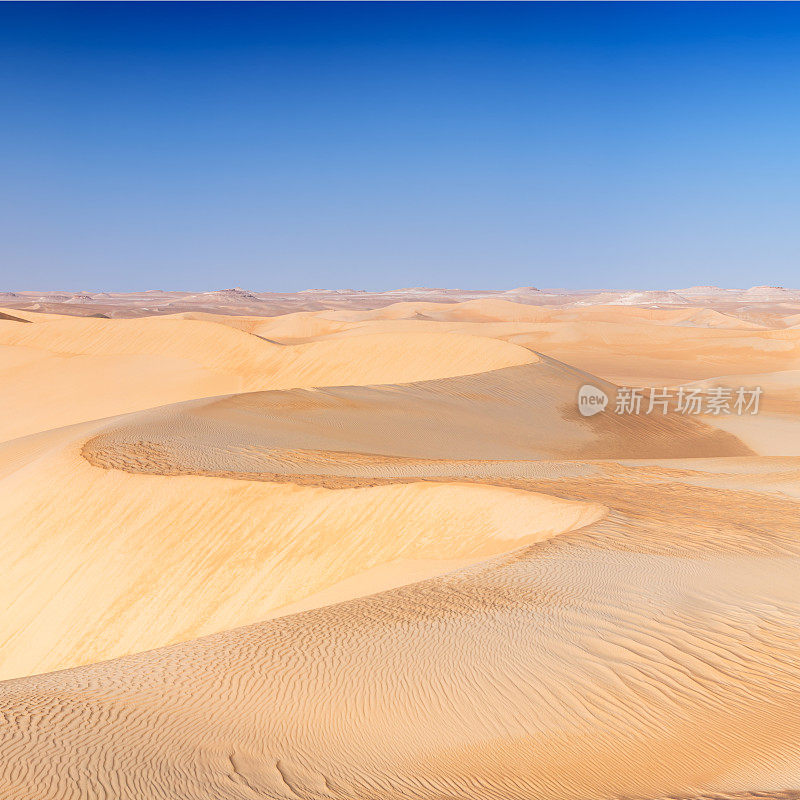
[2,1,800,292]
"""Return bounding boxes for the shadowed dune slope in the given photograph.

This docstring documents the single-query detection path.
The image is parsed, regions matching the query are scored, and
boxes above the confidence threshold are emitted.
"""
[0,311,29,324]
[84,355,749,480]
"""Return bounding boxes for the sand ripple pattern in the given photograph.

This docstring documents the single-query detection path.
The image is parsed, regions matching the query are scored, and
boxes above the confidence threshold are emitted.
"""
[2,512,800,799]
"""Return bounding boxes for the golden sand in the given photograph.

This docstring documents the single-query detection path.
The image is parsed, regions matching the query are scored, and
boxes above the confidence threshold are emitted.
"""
[0,294,799,799]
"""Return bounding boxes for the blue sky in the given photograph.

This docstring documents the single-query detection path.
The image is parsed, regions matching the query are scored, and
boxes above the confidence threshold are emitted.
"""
[2,2,800,292]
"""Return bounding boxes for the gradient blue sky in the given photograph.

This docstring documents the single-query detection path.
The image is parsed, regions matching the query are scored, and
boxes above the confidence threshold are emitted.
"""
[2,2,800,292]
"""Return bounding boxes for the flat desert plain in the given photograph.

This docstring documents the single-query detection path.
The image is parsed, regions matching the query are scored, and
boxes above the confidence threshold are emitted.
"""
[0,286,799,800]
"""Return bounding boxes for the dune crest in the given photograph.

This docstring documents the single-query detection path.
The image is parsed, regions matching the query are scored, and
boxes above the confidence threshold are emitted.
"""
[0,417,602,679]
[0,314,534,442]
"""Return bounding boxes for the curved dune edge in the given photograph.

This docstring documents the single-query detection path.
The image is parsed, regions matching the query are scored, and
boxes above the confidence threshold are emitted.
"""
[3,346,749,682]
[0,313,536,443]
[1,480,800,799]
[79,357,750,486]
[0,421,605,680]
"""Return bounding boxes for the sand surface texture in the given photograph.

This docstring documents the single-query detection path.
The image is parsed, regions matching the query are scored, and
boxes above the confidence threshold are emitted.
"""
[0,289,799,799]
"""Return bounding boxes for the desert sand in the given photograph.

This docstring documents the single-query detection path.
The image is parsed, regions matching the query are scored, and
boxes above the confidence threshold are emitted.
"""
[0,287,799,799]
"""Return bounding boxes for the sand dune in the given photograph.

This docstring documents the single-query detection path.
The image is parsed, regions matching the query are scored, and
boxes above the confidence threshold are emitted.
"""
[194,301,800,389]
[1,292,799,800]
[0,413,604,680]
[0,314,533,442]
[0,349,743,679]
[83,355,748,475]
[505,322,800,386]
[2,454,800,799]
